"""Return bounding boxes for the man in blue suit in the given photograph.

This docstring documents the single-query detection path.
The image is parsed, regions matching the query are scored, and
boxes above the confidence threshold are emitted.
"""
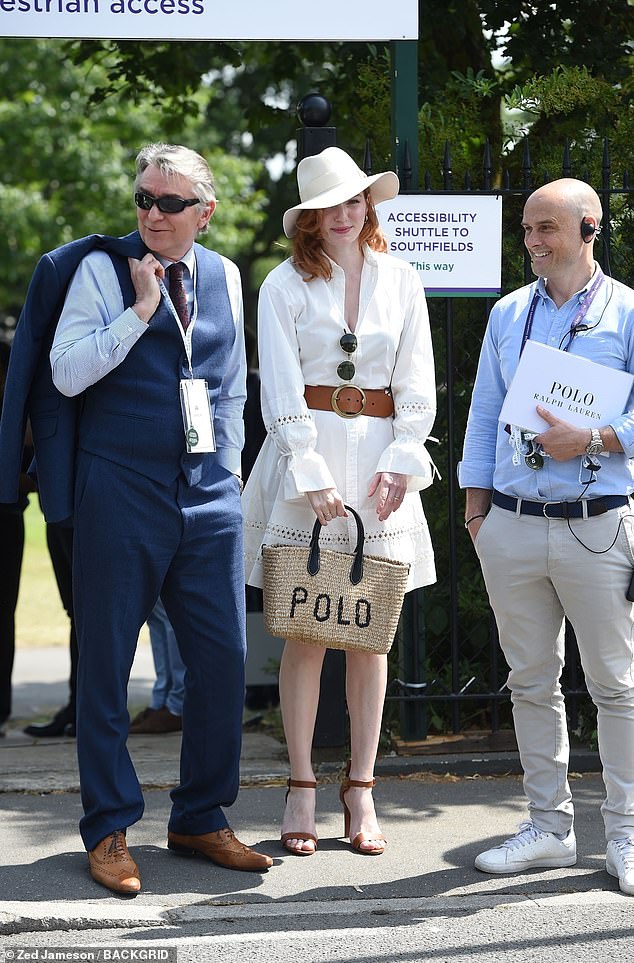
[45,143,273,892]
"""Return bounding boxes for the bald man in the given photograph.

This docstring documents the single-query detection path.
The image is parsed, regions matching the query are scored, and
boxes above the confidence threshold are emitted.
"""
[459,178,634,895]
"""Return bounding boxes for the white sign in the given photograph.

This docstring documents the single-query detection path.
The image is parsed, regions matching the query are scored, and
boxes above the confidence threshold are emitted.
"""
[378,193,502,297]
[0,0,417,40]
[499,341,634,434]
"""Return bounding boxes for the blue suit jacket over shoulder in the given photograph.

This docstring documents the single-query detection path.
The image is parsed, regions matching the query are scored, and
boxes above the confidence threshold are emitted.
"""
[0,232,147,523]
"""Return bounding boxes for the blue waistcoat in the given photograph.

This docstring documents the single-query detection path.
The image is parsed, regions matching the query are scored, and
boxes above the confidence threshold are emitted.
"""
[79,245,235,487]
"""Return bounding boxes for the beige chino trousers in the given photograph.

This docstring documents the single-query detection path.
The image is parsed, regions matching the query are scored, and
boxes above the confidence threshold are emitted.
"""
[475,501,634,840]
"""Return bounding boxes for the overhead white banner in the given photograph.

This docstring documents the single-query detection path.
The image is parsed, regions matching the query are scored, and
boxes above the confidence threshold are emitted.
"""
[0,0,418,40]
[378,194,503,298]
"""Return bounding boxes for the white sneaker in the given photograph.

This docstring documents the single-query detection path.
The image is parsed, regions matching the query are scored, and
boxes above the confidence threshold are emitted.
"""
[475,821,577,874]
[606,838,634,895]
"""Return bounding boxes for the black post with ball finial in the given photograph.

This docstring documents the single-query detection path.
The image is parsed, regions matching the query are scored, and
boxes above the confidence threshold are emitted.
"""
[295,93,347,750]
[296,93,336,160]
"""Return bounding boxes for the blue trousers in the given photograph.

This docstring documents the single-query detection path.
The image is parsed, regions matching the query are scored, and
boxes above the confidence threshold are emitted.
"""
[73,452,246,851]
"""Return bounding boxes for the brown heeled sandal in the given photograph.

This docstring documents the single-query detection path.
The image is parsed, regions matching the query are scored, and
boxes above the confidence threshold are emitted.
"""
[339,766,387,856]
[280,778,318,856]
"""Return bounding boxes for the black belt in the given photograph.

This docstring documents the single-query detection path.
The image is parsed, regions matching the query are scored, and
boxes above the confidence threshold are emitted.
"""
[492,490,629,519]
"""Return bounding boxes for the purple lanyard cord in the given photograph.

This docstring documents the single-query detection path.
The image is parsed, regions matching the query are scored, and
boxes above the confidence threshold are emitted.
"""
[520,268,605,356]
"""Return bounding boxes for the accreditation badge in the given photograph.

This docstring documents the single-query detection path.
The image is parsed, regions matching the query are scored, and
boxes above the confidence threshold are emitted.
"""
[179,379,216,453]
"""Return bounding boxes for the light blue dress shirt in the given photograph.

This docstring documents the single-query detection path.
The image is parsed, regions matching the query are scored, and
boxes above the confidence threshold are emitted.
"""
[458,269,634,500]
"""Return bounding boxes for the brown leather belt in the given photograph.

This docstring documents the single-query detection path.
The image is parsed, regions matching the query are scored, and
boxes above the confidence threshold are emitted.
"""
[304,384,394,419]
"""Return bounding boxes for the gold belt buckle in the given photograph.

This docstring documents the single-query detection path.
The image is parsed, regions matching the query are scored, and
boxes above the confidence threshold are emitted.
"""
[331,384,366,418]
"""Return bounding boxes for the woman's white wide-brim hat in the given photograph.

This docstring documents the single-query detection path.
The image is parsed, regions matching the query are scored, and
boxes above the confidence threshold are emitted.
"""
[282,146,400,238]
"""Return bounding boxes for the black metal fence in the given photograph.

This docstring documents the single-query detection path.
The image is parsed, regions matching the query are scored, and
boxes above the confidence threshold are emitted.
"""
[386,137,634,742]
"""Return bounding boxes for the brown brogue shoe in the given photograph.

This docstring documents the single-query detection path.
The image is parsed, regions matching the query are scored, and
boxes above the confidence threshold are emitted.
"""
[167,827,273,872]
[88,830,141,894]
[129,706,182,734]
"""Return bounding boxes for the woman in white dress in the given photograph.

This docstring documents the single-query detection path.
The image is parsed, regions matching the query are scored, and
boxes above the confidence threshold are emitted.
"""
[242,147,437,856]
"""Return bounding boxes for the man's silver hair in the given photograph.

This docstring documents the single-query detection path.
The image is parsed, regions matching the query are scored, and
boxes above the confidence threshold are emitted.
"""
[135,143,216,232]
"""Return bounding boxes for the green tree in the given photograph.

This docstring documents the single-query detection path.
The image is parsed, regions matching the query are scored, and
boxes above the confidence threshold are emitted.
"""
[479,0,634,89]
[0,39,267,330]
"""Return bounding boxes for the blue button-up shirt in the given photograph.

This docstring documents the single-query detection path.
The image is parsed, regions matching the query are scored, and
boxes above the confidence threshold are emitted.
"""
[458,269,634,500]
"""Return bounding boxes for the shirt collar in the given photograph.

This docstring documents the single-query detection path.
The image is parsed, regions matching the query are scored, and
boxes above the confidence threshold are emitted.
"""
[362,244,379,266]
[324,244,377,274]
[536,261,599,303]
[158,246,196,277]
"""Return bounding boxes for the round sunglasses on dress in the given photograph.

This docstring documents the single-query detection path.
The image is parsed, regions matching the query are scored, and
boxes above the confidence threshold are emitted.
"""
[337,332,357,381]
[134,191,200,214]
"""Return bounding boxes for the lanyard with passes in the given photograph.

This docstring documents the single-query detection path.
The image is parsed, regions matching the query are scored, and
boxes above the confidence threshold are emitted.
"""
[520,267,605,356]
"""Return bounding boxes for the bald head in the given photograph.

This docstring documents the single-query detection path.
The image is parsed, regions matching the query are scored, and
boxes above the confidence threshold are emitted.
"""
[522,178,602,305]
[524,178,602,227]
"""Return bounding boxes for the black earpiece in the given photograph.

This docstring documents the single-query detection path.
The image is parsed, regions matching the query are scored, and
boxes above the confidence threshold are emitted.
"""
[581,218,596,242]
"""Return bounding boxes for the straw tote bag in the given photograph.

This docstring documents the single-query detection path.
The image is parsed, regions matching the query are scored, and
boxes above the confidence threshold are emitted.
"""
[262,505,409,654]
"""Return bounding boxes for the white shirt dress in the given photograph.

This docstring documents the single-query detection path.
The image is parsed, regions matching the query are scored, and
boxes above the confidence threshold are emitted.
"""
[242,245,437,593]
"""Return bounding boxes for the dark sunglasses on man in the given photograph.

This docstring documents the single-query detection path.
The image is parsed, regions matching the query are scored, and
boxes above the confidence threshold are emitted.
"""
[134,191,200,214]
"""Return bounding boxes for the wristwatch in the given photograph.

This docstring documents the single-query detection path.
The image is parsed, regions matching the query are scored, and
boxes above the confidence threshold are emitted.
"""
[585,428,604,456]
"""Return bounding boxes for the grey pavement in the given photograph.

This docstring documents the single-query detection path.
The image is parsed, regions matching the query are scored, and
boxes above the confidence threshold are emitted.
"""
[1,645,633,960]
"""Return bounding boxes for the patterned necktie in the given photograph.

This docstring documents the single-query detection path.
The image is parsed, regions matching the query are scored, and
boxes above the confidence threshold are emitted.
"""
[168,261,189,330]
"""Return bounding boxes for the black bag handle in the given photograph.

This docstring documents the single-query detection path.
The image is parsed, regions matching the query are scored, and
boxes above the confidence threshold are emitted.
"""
[307,504,364,585]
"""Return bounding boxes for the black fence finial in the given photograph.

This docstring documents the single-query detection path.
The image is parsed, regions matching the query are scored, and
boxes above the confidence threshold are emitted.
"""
[483,139,492,191]
[562,139,571,177]
[603,138,611,190]
[442,141,452,190]
[363,139,373,176]
[403,140,413,191]
[521,138,532,190]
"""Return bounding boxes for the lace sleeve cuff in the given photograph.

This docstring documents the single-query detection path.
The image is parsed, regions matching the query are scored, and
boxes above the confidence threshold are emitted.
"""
[376,440,441,492]
[264,411,337,500]
[283,449,337,500]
